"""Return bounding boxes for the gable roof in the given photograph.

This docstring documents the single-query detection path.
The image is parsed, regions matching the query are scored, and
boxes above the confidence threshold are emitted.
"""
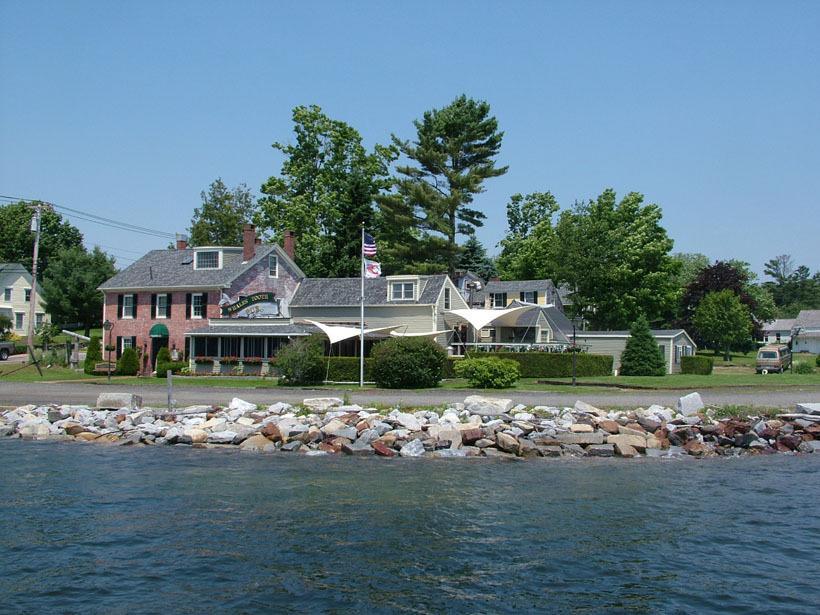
[99,244,304,291]
[763,319,796,332]
[505,300,574,342]
[794,310,820,330]
[291,275,448,307]
[483,279,556,293]
[0,263,32,283]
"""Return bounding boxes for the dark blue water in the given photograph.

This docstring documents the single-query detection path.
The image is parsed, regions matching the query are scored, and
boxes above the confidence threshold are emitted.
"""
[1,441,818,614]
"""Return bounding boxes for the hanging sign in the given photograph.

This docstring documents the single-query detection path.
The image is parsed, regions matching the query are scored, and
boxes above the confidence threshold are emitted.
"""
[221,292,280,318]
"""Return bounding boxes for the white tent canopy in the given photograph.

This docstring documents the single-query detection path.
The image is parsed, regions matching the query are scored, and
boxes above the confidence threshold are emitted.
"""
[390,329,451,338]
[301,320,399,345]
[444,305,539,331]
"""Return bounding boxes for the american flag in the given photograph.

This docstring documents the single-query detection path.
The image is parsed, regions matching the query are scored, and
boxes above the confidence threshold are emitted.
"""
[363,232,377,256]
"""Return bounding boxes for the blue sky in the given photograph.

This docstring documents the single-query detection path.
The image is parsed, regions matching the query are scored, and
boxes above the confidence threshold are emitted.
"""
[1,0,818,275]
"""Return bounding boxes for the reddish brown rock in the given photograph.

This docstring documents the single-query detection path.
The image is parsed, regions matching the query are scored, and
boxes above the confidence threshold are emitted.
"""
[684,440,711,457]
[598,420,620,434]
[261,423,282,442]
[64,424,86,436]
[115,414,127,424]
[624,422,646,433]
[461,428,484,445]
[355,420,369,433]
[372,441,395,457]
[319,442,338,454]
[777,435,802,451]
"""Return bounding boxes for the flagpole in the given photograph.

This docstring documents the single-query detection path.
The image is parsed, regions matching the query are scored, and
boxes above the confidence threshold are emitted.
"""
[360,224,365,388]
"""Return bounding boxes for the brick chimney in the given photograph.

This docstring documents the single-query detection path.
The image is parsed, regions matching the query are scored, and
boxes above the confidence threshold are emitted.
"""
[283,230,296,260]
[176,234,188,250]
[243,223,256,262]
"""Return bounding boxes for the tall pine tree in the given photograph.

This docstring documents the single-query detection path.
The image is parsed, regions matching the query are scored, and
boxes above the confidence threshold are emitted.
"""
[377,95,507,276]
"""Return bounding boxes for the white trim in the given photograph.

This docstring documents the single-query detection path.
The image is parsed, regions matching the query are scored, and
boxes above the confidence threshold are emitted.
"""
[122,293,135,319]
[191,292,205,319]
[156,293,169,319]
[268,254,278,278]
[193,250,222,271]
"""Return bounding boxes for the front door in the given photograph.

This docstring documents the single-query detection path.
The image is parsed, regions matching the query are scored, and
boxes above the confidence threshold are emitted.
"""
[151,337,169,371]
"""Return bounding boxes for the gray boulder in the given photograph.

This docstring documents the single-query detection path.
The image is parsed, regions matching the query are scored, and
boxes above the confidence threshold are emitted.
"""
[464,395,514,416]
[399,439,425,458]
[97,392,142,411]
[302,398,343,413]
[677,392,704,416]
[796,403,820,416]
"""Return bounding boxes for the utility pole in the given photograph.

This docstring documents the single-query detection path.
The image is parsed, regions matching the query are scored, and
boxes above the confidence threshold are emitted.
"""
[26,202,45,354]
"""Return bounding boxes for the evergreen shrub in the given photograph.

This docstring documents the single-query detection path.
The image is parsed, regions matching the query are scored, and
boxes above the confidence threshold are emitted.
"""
[276,334,326,385]
[155,348,187,378]
[466,352,612,378]
[619,316,666,376]
[117,348,140,376]
[371,337,447,388]
[84,335,102,374]
[681,355,713,375]
[794,361,814,374]
[816,355,820,368]
[455,357,520,388]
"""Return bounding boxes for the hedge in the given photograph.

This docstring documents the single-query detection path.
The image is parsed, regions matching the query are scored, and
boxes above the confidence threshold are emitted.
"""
[681,355,713,375]
[455,357,520,388]
[465,352,613,378]
[156,361,188,377]
[321,356,462,382]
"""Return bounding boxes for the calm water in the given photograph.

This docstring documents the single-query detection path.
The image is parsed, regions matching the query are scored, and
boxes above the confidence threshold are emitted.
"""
[1,441,818,614]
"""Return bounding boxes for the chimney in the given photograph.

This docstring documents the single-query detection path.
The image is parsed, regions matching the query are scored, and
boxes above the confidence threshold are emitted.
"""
[243,223,256,262]
[176,234,188,250]
[283,230,296,260]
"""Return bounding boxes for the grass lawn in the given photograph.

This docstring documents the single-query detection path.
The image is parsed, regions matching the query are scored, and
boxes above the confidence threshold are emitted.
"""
[520,373,820,390]
[0,363,98,382]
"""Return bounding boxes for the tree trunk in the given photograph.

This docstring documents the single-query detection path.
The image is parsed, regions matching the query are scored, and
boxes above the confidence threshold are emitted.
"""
[84,324,91,337]
[724,346,731,362]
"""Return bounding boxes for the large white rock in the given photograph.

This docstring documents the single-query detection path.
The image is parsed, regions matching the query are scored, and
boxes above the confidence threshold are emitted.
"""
[266,402,292,415]
[302,398,343,413]
[399,438,425,457]
[207,430,238,444]
[463,395,514,416]
[391,411,422,432]
[796,403,820,416]
[677,392,704,416]
[574,400,606,417]
[228,398,257,414]
[97,393,142,410]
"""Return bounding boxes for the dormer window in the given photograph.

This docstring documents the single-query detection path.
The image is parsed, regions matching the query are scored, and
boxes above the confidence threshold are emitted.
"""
[391,281,415,300]
[195,250,221,270]
[520,291,536,303]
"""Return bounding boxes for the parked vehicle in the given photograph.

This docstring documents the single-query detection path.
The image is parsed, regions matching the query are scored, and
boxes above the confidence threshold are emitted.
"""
[756,344,792,373]
[0,341,14,361]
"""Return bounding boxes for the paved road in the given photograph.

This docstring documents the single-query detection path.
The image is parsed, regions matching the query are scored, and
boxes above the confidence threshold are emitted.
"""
[1,380,817,409]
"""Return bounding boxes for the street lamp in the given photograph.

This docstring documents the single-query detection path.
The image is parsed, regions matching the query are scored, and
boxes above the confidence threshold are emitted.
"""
[103,319,113,385]
[571,316,583,387]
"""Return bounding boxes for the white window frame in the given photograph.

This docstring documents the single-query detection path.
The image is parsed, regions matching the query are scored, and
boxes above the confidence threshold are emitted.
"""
[122,337,133,351]
[15,312,24,330]
[521,291,536,303]
[268,254,278,278]
[35,313,44,328]
[156,294,169,319]
[3,288,10,302]
[123,294,135,319]
[192,293,204,319]
[491,292,507,308]
[391,282,414,300]
[194,250,221,270]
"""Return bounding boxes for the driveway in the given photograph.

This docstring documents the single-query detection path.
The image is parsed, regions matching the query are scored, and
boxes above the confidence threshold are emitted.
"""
[1,380,817,410]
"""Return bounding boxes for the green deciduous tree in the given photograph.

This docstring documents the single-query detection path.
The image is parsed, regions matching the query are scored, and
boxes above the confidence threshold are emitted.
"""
[762,255,820,317]
[619,315,667,376]
[40,246,117,336]
[0,201,84,277]
[554,189,679,328]
[496,192,560,280]
[257,105,395,277]
[84,335,102,374]
[378,95,508,276]
[671,252,710,289]
[456,235,497,280]
[693,290,752,361]
[189,179,257,247]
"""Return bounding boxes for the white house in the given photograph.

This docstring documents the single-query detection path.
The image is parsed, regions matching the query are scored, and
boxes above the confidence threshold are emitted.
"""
[791,310,820,354]
[0,263,49,335]
[759,319,796,345]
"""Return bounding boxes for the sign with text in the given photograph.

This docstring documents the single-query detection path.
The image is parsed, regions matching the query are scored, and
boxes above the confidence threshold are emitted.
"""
[221,292,280,318]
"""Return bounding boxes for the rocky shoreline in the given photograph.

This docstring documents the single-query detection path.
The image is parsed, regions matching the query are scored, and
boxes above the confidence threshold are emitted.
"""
[2,392,819,459]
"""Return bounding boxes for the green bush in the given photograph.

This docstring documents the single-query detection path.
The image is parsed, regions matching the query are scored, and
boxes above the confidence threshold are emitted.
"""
[156,347,171,364]
[276,334,326,385]
[455,357,520,388]
[324,357,372,381]
[794,361,814,374]
[619,316,666,376]
[371,337,447,388]
[84,335,102,374]
[116,347,140,376]
[156,360,187,378]
[816,355,820,368]
[466,352,613,378]
[681,355,714,375]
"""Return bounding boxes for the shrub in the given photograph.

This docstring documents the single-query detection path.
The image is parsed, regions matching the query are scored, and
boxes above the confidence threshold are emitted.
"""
[681,355,713,375]
[794,362,814,374]
[455,357,520,388]
[619,316,666,376]
[156,347,171,365]
[370,337,447,388]
[276,334,326,385]
[116,347,140,376]
[466,352,612,378]
[816,355,820,368]
[84,335,102,374]
[155,349,187,378]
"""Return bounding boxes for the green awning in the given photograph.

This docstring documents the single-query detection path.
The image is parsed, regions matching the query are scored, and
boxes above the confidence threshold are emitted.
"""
[149,324,169,338]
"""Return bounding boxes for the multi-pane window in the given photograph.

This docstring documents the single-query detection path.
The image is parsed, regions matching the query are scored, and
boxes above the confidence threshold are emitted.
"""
[269,254,278,278]
[157,294,169,318]
[15,312,24,330]
[391,282,414,300]
[25,289,31,302]
[35,313,44,327]
[195,250,220,269]
[444,287,451,310]
[3,288,11,301]
[490,293,507,308]
[520,291,536,303]
[122,337,133,350]
[192,293,204,318]
[123,294,135,318]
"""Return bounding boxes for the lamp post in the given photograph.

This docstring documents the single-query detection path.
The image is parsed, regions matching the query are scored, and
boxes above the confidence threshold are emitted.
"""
[571,316,582,387]
[103,319,113,385]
